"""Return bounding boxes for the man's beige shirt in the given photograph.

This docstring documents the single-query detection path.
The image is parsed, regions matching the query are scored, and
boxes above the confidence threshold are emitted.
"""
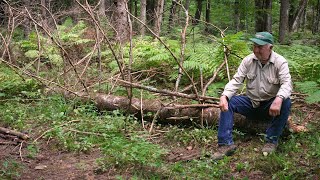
[222,51,292,107]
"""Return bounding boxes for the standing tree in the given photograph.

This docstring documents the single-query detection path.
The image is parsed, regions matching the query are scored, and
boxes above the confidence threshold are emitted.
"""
[234,0,240,32]
[312,0,320,33]
[193,0,202,25]
[204,0,211,32]
[279,0,290,44]
[168,0,178,32]
[154,0,165,36]
[98,0,106,17]
[140,0,147,36]
[113,0,129,43]
[254,0,272,32]
[289,0,309,32]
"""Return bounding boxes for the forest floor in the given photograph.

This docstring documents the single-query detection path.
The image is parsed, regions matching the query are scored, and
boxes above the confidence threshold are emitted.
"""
[0,101,319,180]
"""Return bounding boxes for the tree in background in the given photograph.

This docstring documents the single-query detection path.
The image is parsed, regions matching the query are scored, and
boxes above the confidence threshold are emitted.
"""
[154,0,164,36]
[279,0,289,44]
[193,0,203,25]
[254,0,272,32]
[289,0,309,32]
[139,0,147,36]
[312,0,320,34]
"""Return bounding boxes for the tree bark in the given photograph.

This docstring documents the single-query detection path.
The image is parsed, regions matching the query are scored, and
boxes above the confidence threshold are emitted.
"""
[193,0,202,25]
[204,0,211,32]
[98,0,106,17]
[234,0,240,32]
[94,94,303,133]
[312,0,320,34]
[139,0,147,36]
[146,0,155,25]
[254,0,272,32]
[168,0,177,32]
[265,0,272,32]
[23,0,31,38]
[113,0,129,43]
[289,0,308,32]
[279,0,289,44]
[154,0,165,36]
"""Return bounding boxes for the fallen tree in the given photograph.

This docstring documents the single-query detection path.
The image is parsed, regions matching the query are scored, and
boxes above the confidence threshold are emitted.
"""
[94,93,306,133]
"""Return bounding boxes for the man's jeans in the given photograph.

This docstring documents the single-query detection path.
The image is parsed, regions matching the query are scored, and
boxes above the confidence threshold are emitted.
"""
[217,96,291,145]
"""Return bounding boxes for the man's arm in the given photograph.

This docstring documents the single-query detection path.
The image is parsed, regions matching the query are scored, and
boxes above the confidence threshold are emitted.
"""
[220,58,249,111]
[269,61,292,116]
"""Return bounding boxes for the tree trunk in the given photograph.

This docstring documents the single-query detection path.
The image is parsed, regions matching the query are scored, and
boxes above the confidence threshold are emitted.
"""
[234,0,240,32]
[23,0,31,38]
[98,0,106,17]
[255,0,272,32]
[265,0,272,32]
[204,0,211,32]
[193,0,202,25]
[289,0,308,32]
[168,0,177,32]
[279,0,289,44]
[146,0,155,26]
[140,0,147,36]
[255,0,264,32]
[154,0,165,36]
[185,0,190,11]
[113,0,129,43]
[312,0,320,33]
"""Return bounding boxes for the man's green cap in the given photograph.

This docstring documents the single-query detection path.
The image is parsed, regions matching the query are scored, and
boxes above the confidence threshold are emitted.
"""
[249,32,274,45]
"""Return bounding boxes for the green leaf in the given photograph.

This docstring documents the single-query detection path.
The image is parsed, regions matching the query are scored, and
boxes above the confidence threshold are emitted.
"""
[25,50,39,58]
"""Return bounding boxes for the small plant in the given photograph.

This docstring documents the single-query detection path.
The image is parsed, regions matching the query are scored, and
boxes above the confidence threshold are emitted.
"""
[0,159,23,179]
[98,135,166,170]
[295,81,320,104]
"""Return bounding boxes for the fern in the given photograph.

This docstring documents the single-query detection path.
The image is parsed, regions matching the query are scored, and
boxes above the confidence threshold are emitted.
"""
[295,81,320,104]
[25,50,39,59]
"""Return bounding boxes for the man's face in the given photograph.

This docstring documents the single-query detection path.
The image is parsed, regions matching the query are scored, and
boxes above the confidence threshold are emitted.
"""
[253,43,272,64]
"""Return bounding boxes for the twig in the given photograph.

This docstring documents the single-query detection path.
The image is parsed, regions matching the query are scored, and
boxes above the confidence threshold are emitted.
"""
[24,7,90,95]
[140,90,145,129]
[175,4,190,93]
[126,10,200,101]
[221,29,231,81]
[19,141,24,161]
[75,0,126,85]
[149,109,161,133]
[68,129,104,137]
[163,104,219,109]
[202,61,226,95]
[33,120,80,143]
[115,78,219,101]
[0,58,80,97]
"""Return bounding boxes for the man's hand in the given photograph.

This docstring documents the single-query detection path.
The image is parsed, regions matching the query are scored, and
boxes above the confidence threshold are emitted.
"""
[269,96,283,116]
[219,95,229,112]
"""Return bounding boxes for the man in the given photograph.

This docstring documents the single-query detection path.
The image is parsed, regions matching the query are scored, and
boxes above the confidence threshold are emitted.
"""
[213,32,292,160]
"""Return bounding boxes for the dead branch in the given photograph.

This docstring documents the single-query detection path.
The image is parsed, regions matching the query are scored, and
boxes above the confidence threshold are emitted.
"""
[0,127,29,140]
[126,10,200,100]
[115,78,219,102]
[24,7,90,95]
[0,58,79,97]
[175,5,189,93]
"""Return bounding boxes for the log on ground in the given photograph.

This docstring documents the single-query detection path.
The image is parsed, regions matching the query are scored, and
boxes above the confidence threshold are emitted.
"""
[95,94,273,133]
